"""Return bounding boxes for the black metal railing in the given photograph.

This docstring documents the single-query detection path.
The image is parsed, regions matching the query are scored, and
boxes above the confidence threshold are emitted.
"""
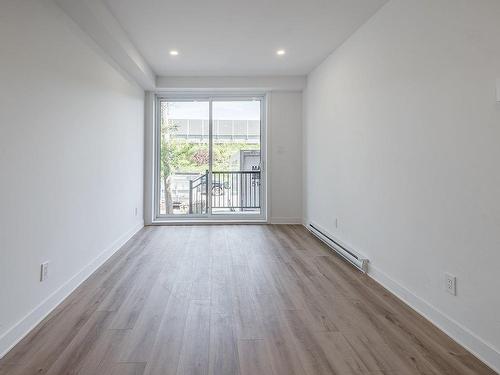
[211,171,261,210]
[189,170,261,214]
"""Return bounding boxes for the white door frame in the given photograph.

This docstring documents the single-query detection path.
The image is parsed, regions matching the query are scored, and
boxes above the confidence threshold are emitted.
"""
[151,92,268,224]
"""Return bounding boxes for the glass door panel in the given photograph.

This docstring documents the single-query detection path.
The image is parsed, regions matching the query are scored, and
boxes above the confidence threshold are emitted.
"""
[211,100,262,215]
[158,100,209,215]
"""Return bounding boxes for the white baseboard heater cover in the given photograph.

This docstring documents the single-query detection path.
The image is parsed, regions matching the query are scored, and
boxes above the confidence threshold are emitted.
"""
[308,223,368,273]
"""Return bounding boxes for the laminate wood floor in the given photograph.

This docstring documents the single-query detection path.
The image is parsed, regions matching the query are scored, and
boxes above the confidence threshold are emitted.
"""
[0,225,496,375]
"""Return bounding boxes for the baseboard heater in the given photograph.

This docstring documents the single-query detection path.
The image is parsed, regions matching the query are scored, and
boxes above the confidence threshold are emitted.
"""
[308,223,368,273]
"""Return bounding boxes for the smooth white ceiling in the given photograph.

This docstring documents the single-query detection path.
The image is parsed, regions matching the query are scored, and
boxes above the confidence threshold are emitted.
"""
[104,0,387,76]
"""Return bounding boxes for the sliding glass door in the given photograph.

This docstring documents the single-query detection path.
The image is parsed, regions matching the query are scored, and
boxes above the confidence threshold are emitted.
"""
[211,100,262,215]
[155,95,265,221]
[158,100,209,215]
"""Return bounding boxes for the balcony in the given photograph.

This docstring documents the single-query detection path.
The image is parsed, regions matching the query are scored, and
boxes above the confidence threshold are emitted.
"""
[189,171,261,215]
[160,170,261,215]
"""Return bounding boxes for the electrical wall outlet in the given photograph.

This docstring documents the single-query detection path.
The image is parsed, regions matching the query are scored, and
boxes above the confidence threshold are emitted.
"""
[40,262,49,282]
[496,78,500,102]
[135,207,138,216]
[445,273,456,295]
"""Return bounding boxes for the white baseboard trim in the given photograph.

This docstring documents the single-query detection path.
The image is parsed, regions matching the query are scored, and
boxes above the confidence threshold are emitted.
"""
[0,221,144,359]
[368,265,500,373]
[270,217,303,224]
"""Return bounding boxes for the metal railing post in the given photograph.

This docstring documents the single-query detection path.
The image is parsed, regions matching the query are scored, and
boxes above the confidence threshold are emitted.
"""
[205,169,209,214]
[189,180,193,214]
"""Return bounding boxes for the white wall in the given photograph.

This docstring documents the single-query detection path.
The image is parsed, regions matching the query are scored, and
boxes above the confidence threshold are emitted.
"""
[0,0,144,356]
[143,86,303,224]
[150,78,304,224]
[304,0,500,371]
[269,91,303,223]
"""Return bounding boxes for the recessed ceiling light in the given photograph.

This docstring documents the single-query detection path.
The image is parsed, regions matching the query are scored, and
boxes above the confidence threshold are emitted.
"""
[170,50,179,56]
[276,49,286,56]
